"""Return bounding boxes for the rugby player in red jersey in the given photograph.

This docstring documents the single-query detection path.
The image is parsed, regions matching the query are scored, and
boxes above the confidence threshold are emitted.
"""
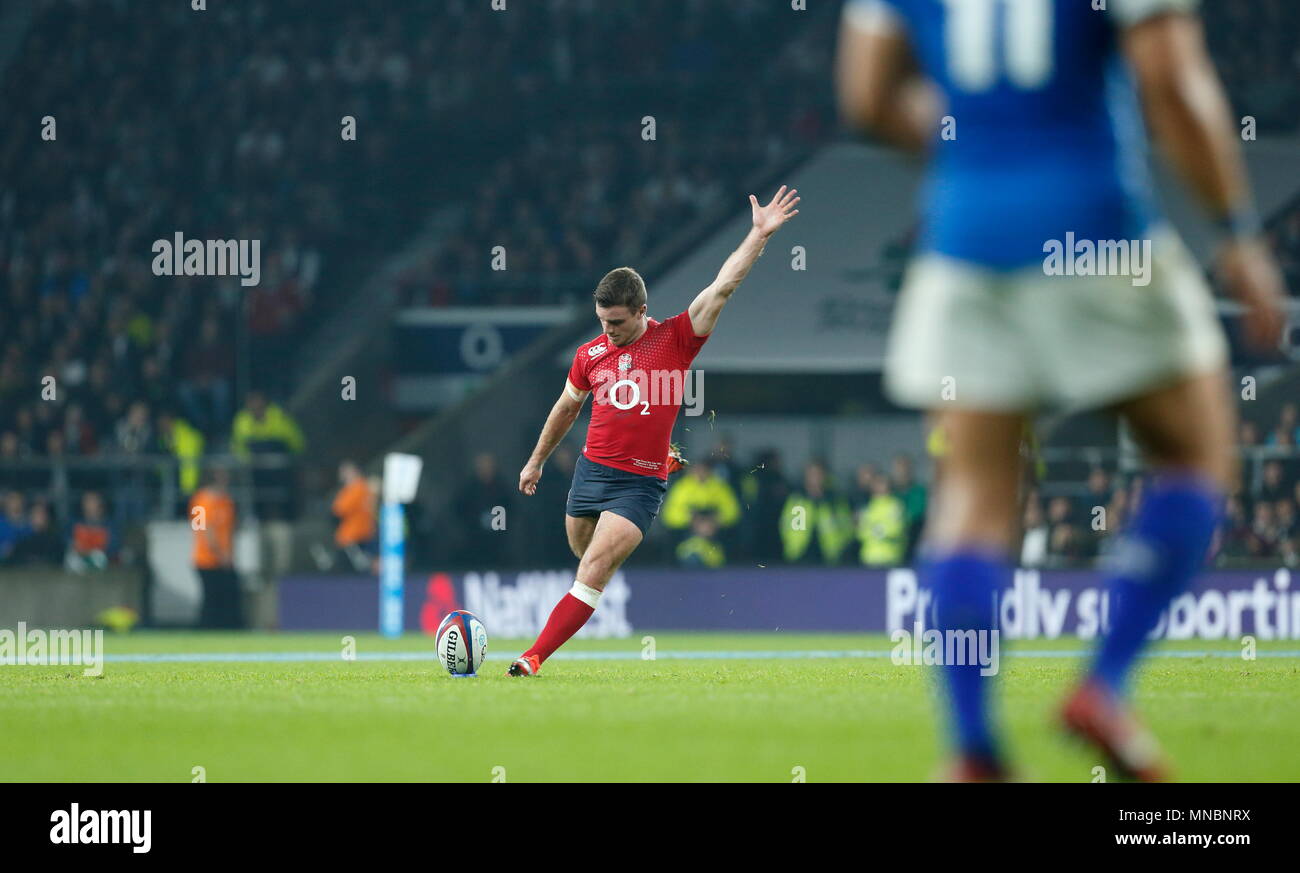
[507,186,800,676]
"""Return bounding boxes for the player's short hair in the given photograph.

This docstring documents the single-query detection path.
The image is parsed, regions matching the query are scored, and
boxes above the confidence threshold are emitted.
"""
[594,267,646,312]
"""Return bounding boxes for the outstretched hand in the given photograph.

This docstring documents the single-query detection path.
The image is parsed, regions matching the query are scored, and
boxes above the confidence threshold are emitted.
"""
[750,185,800,237]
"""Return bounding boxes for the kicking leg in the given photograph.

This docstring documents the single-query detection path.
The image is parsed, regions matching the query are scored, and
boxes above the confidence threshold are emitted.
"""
[510,511,643,675]
[924,408,1025,779]
[574,511,643,591]
[1063,371,1234,780]
[566,514,597,559]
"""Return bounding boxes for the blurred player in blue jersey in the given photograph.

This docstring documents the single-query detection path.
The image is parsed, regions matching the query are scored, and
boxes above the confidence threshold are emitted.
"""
[837,0,1286,780]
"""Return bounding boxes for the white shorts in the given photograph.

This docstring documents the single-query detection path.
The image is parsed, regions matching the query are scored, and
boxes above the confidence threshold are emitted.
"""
[883,228,1228,412]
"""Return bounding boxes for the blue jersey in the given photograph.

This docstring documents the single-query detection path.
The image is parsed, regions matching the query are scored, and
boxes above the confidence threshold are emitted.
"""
[852,0,1191,269]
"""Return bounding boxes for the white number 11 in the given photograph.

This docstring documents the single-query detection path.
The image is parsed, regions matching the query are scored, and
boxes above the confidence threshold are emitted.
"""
[941,0,1053,92]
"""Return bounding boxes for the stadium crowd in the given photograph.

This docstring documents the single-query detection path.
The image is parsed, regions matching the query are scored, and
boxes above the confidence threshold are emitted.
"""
[1,0,1298,576]
[1,0,417,552]
[438,398,1300,573]
[1202,0,1300,133]
[0,389,306,568]
[395,0,837,308]
[0,0,839,552]
[392,0,1300,308]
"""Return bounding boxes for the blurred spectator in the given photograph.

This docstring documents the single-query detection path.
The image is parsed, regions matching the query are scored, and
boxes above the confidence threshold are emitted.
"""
[178,317,235,438]
[780,461,852,565]
[661,460,740,532]
[857,472,906,567]
[1075,467,1113,528]
[1273,427,1300,487]
[1239,420,1261,447]
[156,408,206,500]
[190,468,242,629]
[1049,524,1087,564]
[1259,461,1290,503]
[0,431,49,493]
[1249,500,1279,558]
[114,401,153,454]
[1268,402,1300,445]
[1217,493,1254,560]
[738,448,789,564]
[67,491,117,571]
[1102,482,1130,542]
[331,460,378,572]
[850,463,881,511]
[535,446,578,567]
[1021,492,1049,568]
[231,391,306,458]
[452,452,513,566]
[890,454,927,560]
[61,404,95,455]
[1275,498,1298,565]
[0,491,32,562]
[8,500,65,566]
[112,400,155,523]
[675,510,725,569]
[232,390,305,521]
[1046,496,1087,564]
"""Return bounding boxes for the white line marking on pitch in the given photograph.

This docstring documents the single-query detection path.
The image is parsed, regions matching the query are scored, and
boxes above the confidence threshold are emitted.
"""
[97,649,1300,664]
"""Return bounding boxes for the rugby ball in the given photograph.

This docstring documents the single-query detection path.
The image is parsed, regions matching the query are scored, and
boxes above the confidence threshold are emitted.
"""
[436,610,488,676]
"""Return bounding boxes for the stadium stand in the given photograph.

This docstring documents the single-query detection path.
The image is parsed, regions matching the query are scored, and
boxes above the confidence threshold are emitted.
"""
[0,0,1297,588]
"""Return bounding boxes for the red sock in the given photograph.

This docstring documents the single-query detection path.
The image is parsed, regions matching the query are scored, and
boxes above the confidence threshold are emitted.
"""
[524,585,598,663]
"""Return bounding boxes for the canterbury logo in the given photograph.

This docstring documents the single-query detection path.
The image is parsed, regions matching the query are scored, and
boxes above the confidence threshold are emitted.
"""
[588,344,607,357]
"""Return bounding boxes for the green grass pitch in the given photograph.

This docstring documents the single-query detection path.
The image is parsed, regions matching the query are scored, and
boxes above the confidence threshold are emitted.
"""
[2,631,1297,782]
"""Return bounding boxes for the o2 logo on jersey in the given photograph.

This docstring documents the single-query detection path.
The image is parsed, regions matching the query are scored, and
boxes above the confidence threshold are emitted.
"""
[591,368,699,415]
[605,377,651,415]
[592,369,673,415]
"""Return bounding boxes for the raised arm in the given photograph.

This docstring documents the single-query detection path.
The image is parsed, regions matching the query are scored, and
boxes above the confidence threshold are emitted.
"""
[519,379,588,495]
[688,186,800,336]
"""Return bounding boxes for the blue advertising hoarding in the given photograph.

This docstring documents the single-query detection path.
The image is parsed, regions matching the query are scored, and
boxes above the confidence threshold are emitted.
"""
[280,566,1300,641]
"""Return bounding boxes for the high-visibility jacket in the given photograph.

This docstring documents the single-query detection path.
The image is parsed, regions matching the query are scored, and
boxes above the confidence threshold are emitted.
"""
[160,417,205,495]
[858,493,906,566]
[780,492,853,564]
[661,474,741,530]
[676,535,725,569]
[231,403,305,456]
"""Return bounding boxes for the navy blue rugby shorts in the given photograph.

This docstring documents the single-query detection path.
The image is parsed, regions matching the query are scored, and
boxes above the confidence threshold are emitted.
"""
[565,454,667,535]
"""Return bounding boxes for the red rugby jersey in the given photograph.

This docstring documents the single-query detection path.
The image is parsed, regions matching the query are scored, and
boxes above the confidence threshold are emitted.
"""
[567,311,708,479]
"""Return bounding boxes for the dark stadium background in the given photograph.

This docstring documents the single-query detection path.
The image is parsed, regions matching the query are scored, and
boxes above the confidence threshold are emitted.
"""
[1,0,1297,630]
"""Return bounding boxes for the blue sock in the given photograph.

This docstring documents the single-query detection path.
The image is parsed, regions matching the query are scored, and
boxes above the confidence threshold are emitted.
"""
[1092,473,1221,696]
[922,549,1008,761]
